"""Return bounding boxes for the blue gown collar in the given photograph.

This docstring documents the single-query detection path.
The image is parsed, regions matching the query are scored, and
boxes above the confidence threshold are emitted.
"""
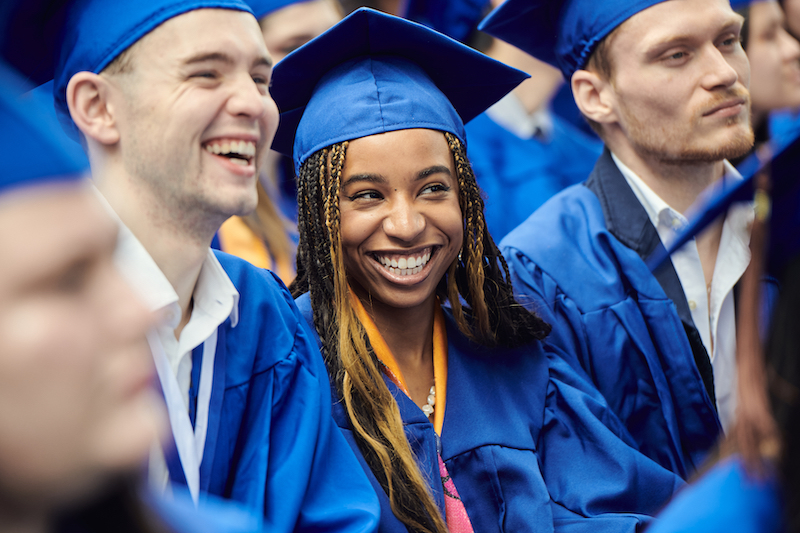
[584,149,716,405]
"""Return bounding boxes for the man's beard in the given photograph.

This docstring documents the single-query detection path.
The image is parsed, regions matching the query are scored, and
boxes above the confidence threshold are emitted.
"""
[619,89,755,165]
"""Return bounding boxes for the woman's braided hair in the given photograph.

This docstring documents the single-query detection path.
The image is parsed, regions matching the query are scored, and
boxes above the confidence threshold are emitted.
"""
[290,131,550,533]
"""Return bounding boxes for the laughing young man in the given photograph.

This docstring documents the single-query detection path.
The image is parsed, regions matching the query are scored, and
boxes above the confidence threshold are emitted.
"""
[52,1,378,531]
[482,0,773,479]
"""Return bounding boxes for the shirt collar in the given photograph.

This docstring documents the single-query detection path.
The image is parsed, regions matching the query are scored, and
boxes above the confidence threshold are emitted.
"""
[611,152,744,238]
[95,188,239,328]
[485,92,554,140]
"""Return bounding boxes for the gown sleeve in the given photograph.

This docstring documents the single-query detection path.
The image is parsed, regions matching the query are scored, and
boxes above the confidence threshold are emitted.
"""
[540,348,684,533]
[258,289,380,533]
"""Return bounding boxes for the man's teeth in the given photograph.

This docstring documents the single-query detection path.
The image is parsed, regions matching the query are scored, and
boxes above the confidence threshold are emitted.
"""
[377,250,431,276]
[204,140,256,159]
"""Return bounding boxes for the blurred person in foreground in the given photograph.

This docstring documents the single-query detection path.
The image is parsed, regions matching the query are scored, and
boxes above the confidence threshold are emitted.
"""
[647,127,800,533]
[50,0,379,529]
[0,59,268,533]
[217,0,343,282]
[485,0,765,480]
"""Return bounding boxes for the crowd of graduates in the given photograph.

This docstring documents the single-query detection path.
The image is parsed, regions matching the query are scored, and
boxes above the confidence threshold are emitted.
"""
[1,0,800,532]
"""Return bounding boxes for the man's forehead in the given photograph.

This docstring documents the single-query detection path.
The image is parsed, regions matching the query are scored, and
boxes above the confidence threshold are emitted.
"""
[619,0,742,48]
[135,8,266,59]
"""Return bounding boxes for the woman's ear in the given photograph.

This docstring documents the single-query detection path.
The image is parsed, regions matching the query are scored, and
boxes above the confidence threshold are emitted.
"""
[571,69,618,128]
[66,72,121,146]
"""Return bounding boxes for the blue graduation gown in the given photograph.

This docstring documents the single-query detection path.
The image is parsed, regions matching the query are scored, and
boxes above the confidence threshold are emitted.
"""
[295,293,682,533]
[169,251,379,533]
[500,150,778,479]
[465,111,602,241]
[647,457,783,533]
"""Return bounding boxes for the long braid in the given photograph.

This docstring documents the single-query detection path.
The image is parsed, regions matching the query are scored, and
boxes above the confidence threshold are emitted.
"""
[292,142,448,533]
[442,132,550,346]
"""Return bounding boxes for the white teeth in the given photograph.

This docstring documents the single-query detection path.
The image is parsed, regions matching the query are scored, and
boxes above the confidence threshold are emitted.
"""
[376,249,432,277]
[204,140,257,158]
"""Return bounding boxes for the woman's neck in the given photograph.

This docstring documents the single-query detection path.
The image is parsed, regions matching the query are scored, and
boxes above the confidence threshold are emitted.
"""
[359,292,437,406]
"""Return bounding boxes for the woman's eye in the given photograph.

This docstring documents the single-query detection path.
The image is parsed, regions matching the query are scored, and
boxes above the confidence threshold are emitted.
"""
[347,190,382,201]
[421,184,450,195]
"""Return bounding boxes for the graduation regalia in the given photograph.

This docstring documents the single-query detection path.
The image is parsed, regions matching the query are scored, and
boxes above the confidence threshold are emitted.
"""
[500,151,724,478]
[295,293,682,533]
[155,251,378,532]
[465,109,602,240]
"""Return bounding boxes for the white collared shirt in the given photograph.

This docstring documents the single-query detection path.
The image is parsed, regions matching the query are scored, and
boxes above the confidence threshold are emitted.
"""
[612,153,753,433]
[97,192,239,496]
[485,92,554,140]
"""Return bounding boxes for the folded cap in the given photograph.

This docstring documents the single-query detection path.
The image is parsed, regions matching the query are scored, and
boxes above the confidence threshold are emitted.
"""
[0,62,88,196]
[402,0,491,42]
[270,7,529,174]
[647,132,800,282]
[478,0,670,79]
[52,0,253,139]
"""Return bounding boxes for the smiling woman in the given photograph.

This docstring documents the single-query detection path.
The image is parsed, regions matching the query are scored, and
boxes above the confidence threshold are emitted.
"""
[272,8,685,533]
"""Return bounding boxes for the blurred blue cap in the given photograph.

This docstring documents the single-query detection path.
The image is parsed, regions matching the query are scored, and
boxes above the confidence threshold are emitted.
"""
[0,62,88,196]
[401,0,490,42]
[647,132,800,281]
[245,0,304,19]
[478,0,670,79]
[271,7,529,174]
[729,0,769,9]
[52,0,254,140]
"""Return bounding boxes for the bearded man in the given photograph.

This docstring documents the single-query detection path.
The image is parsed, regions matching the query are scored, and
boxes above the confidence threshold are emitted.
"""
[482,0,773,480]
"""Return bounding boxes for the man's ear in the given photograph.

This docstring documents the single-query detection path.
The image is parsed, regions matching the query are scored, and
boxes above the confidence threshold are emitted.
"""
[66,72,121,146]
[571,69,618,126]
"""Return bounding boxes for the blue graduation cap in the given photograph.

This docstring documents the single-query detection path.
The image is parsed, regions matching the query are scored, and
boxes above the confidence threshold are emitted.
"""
[270,7,529,174]
[478,0,670,79]
[50,0,253,139]
[401,0,490,42]
[0,62,88,195]
[647,133,800,282]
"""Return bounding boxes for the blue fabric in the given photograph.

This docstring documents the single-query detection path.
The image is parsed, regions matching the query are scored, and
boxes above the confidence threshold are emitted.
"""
[145,487,267,533]
[245,0,302,19]
[648,457,783,533]
[54,0,254,139]
[0,62,87,195]
[168,251,379,533]
[478,0,670,79]
[465,110,602,240]
[401,0,489,42]
[270,8,528,173]
[500,151,725,479]
[295,293,682,533]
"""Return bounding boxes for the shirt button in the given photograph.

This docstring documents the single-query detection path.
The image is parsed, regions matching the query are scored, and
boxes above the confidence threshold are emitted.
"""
[689,300,697,310]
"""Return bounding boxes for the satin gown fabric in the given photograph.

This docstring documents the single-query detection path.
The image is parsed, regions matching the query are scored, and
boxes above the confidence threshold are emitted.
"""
[295,292,682,533]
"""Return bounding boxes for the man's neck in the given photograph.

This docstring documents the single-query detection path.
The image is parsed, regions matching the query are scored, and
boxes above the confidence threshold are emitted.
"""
[96,173,216,323]
[610,142,726,215]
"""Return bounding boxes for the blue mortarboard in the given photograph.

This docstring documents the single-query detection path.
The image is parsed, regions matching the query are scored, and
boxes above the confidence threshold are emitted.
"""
[0,62,87,196]
[270,7,529,174]
[245,0,305,19]
[478,0,671,79]
[647,133,800,282]
[401,0,491,42]
[53,0,254,139]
